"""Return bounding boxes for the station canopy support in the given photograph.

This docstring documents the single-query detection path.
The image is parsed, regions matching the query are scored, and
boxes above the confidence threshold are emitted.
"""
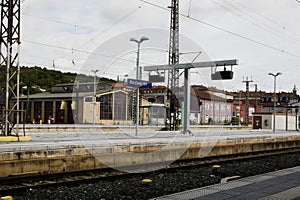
[144,59,238,133]
[0,0,22,136]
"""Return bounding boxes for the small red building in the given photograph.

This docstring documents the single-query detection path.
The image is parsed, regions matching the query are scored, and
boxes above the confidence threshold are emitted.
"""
[232,90,299,124]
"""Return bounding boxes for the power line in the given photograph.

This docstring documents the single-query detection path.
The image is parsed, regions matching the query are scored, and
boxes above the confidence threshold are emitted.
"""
[222,0,300,42]
[140,0,300,60]
[22,39,137,65]
[212,0,299,42]
[230,0,300,38]
[187,0,193,17]
[20,60,84,73]
[77,6,141,50]
[21,6,141,68]
[22,13,91,29]
[22,40,163,73]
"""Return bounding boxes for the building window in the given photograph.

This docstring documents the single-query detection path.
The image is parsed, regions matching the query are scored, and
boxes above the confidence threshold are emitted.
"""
[205,103,209,109]
[113,92,128,120]
[100,94,112,120]
[215,104,219,110]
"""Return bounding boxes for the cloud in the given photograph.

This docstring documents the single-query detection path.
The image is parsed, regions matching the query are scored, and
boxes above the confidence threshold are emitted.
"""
[19,0,300,91]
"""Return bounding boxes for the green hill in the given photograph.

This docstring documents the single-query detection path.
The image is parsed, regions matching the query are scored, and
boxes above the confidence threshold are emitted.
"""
[0,66,116,94]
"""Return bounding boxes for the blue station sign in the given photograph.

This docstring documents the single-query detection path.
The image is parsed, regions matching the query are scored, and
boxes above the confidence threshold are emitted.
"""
[127,79,152,88]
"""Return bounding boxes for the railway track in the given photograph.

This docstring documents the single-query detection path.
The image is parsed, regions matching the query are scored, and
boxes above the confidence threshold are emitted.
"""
[0,146,299,196]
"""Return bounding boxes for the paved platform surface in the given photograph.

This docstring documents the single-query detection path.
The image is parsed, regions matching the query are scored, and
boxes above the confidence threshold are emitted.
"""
[153,166,300,200]
[0,128,300,151]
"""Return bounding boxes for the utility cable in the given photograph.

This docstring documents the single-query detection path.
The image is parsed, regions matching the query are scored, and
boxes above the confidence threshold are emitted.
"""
[22,41,161,69]
[231,0,296,30]
[221,0,300,42]
[187,0,193,17]
[22,39,137,65]
[54,6,141,66]
[140,0,300,60]
[22,13,91,30]
[77,6,142,50]
[212,0,294,42]
[22,6,141,69]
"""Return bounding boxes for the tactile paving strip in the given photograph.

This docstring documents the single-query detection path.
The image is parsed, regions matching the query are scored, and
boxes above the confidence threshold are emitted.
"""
[152,166,300,200]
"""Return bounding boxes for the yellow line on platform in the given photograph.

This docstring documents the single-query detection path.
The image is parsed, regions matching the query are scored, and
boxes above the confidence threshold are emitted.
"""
[0,136,32,141]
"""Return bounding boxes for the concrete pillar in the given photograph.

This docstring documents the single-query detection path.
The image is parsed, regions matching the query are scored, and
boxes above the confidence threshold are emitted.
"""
[41,101,45,124]
[126,93,128,122]
[31,101,34,123]
[53,101,56,123]
[77,98,83,124]
[213,102,215,124]
[64,101,68,123]
[20,101,24,123]
[112,93,115,121]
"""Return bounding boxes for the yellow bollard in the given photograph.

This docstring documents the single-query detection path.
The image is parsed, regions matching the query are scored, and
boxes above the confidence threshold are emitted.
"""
[211,165,221,176]
[39,119,42,124]
[212,165,221,169]
[141,178,153,187]
[1,196,14,200]
[142,179,152,183]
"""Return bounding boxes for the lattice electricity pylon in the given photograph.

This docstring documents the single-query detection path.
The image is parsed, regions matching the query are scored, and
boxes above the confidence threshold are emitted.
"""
[167,0,180,130]
[0,0,21,136]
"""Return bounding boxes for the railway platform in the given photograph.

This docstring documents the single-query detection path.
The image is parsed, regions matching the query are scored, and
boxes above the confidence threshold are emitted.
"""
[153,166,300,200]
[0,127,299,178]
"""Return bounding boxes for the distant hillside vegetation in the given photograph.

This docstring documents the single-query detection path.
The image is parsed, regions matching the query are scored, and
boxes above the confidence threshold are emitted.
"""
[0,66,116,94]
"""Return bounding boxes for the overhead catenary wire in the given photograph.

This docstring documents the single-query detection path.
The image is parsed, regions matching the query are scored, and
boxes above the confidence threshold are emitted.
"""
[58,5,141,67]
[187,0,193,17]
[220,0,300,42]
[21,41,163,74]
[22,13,93,30]
[22,5,142,70]
[140,0,300,60]
[230,0,300,39]
[22,39,138,65]
[76,6,142,50]
[211,0,299,43]
[21,60,82,73]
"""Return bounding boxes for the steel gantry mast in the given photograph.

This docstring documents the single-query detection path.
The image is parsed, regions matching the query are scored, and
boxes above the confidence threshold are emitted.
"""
[167,0,180,130]
[0,0,21,136]
[243,77,253,124]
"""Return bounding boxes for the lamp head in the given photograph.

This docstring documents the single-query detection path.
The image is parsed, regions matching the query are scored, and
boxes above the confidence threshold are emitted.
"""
[130,36,149,43]
[129,38,139,43]
[140,36,149,42]
[91,69,99,73]
[268,72,282,77]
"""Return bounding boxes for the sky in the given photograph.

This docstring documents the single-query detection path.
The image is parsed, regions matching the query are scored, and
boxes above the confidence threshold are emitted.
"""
[20,0,300,93]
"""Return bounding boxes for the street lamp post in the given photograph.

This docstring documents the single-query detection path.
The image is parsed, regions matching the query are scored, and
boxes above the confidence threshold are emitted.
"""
[91,69,99,125]
[268,72,282,132]
[238,90,241,126]
[130,36,149,136]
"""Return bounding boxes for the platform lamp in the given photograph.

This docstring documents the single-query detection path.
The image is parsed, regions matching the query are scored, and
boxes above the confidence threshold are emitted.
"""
[129,36,149,136]
[129,36,149,80]
[268,72,282,132]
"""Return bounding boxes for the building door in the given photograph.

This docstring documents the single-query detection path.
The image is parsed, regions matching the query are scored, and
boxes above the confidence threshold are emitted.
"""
[56,101,65,124]
[44,101,53,124]
[34,101,42,123]
[253,116,262,129]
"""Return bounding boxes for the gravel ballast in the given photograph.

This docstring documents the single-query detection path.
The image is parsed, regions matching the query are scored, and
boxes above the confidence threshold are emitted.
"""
[12,152,300,200]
